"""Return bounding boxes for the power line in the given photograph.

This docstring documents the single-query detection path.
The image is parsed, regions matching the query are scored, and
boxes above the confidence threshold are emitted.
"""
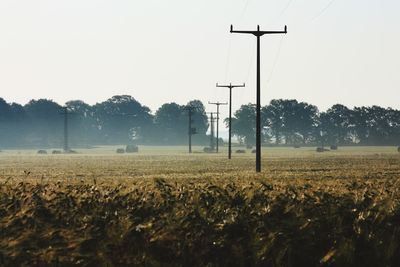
[311,0,336,22]
[266,35,285,85]
[279,0,294,17]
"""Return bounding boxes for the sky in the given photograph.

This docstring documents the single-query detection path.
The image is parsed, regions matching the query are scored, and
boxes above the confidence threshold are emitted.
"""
[0,0,399,136]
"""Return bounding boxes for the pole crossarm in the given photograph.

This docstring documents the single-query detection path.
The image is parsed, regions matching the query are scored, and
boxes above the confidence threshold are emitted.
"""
[231,25,287,36]
[230,24,287,172]
[216,83,246,89]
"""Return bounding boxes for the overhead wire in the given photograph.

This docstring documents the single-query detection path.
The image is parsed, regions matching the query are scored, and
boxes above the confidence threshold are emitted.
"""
[310,0,336,22]
[266,35,285,85]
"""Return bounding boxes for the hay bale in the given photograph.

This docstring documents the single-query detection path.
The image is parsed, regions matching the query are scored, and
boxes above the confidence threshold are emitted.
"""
[294,145,301,149]
[65,150,78,154]
[203,147,214,153]
[330,145,338,150]
[316,147,330,153]
[398,146,400,153]
[52,150,62,154]
[236,149,246,154]
[126,144,139,153]
[37,150,47,154]
[116,148,125,154]
[251,149,256,154]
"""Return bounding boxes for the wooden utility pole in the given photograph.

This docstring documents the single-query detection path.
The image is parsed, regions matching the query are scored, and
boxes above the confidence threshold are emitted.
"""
[230,24,287,172]
[63,107,69,152]
[185,106,197,153]
[206,112,218,151]
[216,83,245,159]
[208,101,227,153]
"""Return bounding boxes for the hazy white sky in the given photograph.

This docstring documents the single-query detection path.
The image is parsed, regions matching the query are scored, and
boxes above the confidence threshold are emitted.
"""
[0,0,399,121]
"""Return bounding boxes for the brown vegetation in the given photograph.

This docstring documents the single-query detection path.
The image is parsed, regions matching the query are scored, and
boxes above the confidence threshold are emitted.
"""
[1,151,400,266]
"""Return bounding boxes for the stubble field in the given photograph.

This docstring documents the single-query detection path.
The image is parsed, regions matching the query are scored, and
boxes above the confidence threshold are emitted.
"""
[1,146,400,266]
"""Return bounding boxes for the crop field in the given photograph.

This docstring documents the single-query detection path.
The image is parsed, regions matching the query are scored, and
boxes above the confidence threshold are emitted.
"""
[1,146,400,266]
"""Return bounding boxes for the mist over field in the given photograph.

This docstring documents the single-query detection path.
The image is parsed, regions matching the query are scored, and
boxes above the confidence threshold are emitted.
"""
[1,95,399,150]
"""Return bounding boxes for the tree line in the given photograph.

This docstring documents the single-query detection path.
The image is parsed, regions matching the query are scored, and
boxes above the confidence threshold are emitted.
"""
[0,95,208,148]
[0,95,399,148]
[232,100,400,147]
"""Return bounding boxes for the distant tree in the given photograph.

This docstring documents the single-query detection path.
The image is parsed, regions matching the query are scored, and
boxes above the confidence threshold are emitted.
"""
[65,100,98,146]
[318,104,353,145]
[292,101,318,144]
[229,104,256,146]
[264,99,317,145]
[94,95,153,144]
[24,99,63,147]
[186,100,208,135]
[263,100,284,145]
[154,102,186,144]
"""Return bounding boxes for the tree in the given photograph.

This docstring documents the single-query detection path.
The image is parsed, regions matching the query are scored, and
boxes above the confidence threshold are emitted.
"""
[319,104,353,145]
[263,100,284,145]
[264,100,317,145]
[24,99,63,147]
[94,95,153,144]
[66,100,98,146]
[229,104,256,146]
[154,102,186,144]
[186,100,208,135]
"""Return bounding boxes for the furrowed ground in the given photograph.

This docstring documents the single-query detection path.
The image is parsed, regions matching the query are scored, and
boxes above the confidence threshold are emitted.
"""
[1,146,400,266]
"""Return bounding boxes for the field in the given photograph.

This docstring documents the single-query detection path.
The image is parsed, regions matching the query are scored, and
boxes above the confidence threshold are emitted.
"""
[1,146,400,266]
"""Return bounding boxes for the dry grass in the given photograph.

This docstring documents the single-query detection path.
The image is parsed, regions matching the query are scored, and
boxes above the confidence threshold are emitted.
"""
[1,147,400,266]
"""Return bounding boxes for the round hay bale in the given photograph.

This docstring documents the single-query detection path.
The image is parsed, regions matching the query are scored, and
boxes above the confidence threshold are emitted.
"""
[37,150,47,154]
[294,145,301,149]
[116,148,125,154]
[330,145,338,150]
[316,147,329,153]
[236,149,246,154]
[251,149,256,154]
[398,146,400,153]
[52,150,62,154]
[126,144,138,153]
[203,147,214,153]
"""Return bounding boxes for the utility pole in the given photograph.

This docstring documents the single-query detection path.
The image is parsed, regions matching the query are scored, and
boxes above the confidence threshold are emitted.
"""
[63,107,69,152]
[185,106,197,153]
[216,83,245,159]
[209,101,227,153]
[207,112,217,151]
[60,107,79,153]
[231,24,287,172]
